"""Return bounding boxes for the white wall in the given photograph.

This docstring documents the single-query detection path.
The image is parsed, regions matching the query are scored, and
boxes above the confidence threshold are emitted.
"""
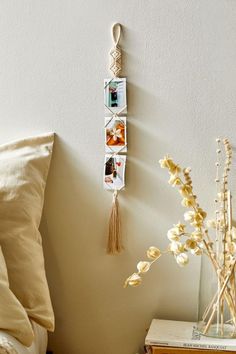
[0,1,236,353]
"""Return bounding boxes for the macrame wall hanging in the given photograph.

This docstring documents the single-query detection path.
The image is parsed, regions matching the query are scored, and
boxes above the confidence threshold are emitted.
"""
[104,23,127,255]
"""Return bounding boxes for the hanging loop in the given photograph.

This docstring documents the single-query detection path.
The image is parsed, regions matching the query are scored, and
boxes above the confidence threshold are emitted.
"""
[110,23,122,77]
[112,23,122,47]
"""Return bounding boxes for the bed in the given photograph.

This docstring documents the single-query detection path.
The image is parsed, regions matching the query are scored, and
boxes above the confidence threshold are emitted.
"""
[0,322,47,354]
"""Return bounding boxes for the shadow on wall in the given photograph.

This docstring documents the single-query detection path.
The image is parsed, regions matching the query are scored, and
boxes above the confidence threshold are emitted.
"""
[125,82,181,234]
[40,135,109,353]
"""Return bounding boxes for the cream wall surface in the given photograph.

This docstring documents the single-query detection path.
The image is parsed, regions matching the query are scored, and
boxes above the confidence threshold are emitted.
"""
[0,1,236,354]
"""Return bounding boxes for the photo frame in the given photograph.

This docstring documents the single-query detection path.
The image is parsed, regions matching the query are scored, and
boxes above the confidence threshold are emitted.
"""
[105,117,127,153]
[104,154,126,191]
[104,78,127,114]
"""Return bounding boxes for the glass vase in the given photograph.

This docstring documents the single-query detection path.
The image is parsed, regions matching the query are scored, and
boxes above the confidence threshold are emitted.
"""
[197,251,236,338]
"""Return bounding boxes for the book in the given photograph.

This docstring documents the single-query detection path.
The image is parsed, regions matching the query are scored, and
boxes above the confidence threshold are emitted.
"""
[150,348,233,354]
[145,319,236,351]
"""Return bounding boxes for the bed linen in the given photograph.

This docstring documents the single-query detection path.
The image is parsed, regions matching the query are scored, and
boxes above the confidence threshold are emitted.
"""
[0,321,47,354]
[0,246,34,346]
[0,133,55,331]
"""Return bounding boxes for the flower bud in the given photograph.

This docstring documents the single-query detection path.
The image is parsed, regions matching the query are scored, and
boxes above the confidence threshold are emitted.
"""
[146,246,161,260]
[181,197,195,208]
[191,230,203,242]
[169,241,184,255]
[185,239,197,250]
[137,261,151,273]
[167,228,180,241]
[126,273,142,287]
[176,253,189,267]
[184,211,195,222]
[159,158,170,169]
[179,184,192,197]
[198,208,207,219]
[168,175,181,186]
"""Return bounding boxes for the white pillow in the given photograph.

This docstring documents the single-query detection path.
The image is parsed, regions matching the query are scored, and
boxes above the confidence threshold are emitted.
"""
[0,133,55,331]
[0,245,34,346]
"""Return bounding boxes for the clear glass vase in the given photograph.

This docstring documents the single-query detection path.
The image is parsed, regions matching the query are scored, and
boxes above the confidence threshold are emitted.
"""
[197,252,236,338]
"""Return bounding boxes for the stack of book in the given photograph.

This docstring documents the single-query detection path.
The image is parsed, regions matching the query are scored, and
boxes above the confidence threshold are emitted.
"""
[145,319,236,353]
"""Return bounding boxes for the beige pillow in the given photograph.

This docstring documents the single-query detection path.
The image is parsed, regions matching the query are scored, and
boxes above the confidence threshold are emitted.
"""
[0,245,34,346]
[0,133,55,332]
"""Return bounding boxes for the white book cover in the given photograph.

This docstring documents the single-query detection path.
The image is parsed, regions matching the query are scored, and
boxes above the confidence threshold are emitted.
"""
[145,319,236,351]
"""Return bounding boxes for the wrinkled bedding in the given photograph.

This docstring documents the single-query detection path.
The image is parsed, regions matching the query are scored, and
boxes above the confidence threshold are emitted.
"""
[0,322,47,354]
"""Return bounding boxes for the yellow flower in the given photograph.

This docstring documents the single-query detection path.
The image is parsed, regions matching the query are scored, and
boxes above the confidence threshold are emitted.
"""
[174,222,186,234]
[124,273,142,288]
[170,165,181,175]
[181,197,195,208]
[184,211,204,228]
[159,157,174,169]
[184,211,195,222]
[146,247,161,260]
[175,253,189,267]
[167,228,180,241]
[191,220,203,228]
[169,241,184,255]
[137,261,151,273]
[185,238,198,250]
[179,184,192,197]
[197,208,207,220]
[184,233,203,254]
[191,230,203,242]
[159,157,181,174]
[192,212,204,227]
[168,175,181,186]
[159,157,171,169]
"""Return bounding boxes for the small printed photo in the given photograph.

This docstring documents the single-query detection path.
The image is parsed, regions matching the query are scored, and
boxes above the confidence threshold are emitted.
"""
[105,117,127,153]
[104,78,127,114]
[104,155,126,190]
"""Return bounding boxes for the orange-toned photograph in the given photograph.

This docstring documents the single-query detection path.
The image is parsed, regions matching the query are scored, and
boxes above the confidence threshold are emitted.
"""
[105,117,127,153]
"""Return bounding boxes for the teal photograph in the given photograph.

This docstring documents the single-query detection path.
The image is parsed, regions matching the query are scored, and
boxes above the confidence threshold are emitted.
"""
[104,78,127,114]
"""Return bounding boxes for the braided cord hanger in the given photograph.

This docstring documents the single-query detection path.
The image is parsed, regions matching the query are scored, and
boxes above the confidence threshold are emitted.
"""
[110,23,122,77]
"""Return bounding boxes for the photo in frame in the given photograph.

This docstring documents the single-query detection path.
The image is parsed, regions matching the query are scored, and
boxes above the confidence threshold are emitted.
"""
[105,117,127,153]
[104,78,127,114]
[104,154,126,191]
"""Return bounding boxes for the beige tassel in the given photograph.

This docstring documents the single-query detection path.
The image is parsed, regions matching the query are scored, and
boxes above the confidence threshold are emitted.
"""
[107,190,123,255]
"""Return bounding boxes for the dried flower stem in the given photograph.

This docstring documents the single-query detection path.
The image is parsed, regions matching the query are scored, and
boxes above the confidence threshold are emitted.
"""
[203,240,236,329]
[203,259,236,334]
[215,139,221,332]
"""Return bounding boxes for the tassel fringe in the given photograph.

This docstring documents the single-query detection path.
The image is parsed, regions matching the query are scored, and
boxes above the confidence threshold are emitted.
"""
[107,190,123,255]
